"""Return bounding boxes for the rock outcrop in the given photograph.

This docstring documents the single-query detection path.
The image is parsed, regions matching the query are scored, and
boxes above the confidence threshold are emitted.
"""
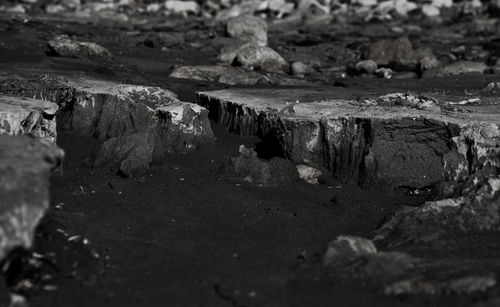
[0,73,214,176]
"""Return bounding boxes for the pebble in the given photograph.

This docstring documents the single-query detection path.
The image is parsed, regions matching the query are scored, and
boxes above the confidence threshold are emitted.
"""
[355,60,378,74]
[290,61,308,77]
[437,61,487,76]
[226,15,268,47]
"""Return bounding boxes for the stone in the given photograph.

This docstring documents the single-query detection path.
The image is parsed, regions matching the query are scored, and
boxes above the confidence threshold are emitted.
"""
[480,123,500,139]
[233,44,288,73]
[0,135,64,261]
[198,88,499,189]
[218,145,299,185]
[170,65,263,85]
[47,34,112,61]
[165,0,200,16]
[226,15,268,47]
[437,61,488,76]
[421,4,440,17]
[323,236,497,295]
[144,32,185,48]
[290,61,308,77]
[45,4,66,14]
[0,74,214,177]
[0,95,58,144]
[296,165,321,184]
[217,42,288,73]
[355,60,378,74]
[6,4,26,14]
[364,37,414,66]
[323,235,377,266]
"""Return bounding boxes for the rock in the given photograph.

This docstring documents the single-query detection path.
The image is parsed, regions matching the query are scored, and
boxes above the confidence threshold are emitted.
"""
[437,61,488,76]
[198,88,500,189]
[480,123,500,139]
[218,145,299,185]
[0,95,58,144]
[144,32,185,48]
[170,65,263,85]
[290,61,308,77]
[45,4,66,14]
[226,15,268,47]
[323,235,496,295]
[324,235,377,266]
[233,44,288,73]
[0,135,64,261]
[364,37,414,66]
[165,0,200,16]
[146,3,162,13]
[6,4,26,14]
[296,165,321,184]
[421,4,440,17]
[355,60,378,75]
[0,74,214,177]
[47,34,112,61]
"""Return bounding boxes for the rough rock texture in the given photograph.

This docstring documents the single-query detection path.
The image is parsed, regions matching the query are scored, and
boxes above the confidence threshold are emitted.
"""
[197,88,500,190]
[47,34,113,61]
[0,74,214,177]
[218,42,288,73]
[324,236,497,295]
[226,15,268,47]
[437,61,488,76]
[364,37,414,66]
[218,145,298,185]
[170,65,305,86]
[0,135,64,261]
[0,95,58,144]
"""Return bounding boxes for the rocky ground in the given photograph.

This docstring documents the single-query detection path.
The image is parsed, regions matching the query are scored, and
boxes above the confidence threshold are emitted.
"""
[0,0,499,306]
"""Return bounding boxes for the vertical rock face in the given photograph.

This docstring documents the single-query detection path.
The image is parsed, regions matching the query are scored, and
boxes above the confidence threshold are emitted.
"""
[0,95,58,144]
[0,74,215,177]
[0,135,64,261]
[196,88,499,190]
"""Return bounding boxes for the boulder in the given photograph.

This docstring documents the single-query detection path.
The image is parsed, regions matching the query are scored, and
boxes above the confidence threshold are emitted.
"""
[0,135,64,261]
[226,15,268,46]
[47,34,112,61]
[364,37,414,66]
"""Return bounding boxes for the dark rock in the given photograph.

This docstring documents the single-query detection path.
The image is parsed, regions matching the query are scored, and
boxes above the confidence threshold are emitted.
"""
[0,135,64,261]
[47,34,112,61]
[364,37,414,66]
[144,32,185,48]
[226,15,268,46]
[218,145,299,185]
[170,65,263,85]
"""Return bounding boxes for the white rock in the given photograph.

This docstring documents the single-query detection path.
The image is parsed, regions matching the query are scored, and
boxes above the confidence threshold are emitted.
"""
[324,235,377,266]
[165,0,200,16]
[45,4,66,14]
[296,164,321,184]
[421,4,440,17]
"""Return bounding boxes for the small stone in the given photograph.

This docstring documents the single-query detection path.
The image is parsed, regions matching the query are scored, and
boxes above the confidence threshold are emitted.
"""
[45,4,66,14]
[226,15,268,47]
[324,235,377,266]
[146,3,162,13]
[421,4,440,17]
[164,0,200,16]
[480,124,500,139]
[290,61,308,77]
[437,61,487,76]
[355,60,378,74]
[296,165,321,184]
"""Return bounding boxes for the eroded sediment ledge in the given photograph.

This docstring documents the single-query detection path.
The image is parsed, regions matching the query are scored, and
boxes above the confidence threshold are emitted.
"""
[197,88,500,190]
[0,73,215,176]
[0,135,63,261]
